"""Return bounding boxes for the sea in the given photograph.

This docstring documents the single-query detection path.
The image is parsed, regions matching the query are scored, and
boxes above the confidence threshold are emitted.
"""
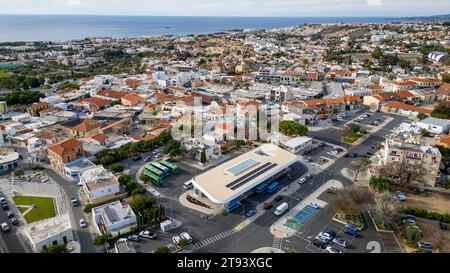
[0,15,398,43]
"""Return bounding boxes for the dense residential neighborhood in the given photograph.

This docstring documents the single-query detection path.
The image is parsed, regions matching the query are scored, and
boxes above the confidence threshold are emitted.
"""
[1,19,450,255]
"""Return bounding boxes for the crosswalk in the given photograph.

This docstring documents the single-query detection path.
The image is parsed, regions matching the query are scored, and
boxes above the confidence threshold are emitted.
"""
[192,229,236,249]
[272,237,282,249]
[241,197,259,207]
[159,194,180,201]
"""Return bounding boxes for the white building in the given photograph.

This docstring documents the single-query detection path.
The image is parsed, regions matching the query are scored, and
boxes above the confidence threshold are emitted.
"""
[92,201,137,236]
[416,117,450,135]
[79,165,120,204]
[281,136,313,154]
[23,213,74,253]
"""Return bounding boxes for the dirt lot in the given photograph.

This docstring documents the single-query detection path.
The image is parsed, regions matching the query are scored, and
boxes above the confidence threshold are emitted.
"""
[403,192,450,215]
[415,218,450,253]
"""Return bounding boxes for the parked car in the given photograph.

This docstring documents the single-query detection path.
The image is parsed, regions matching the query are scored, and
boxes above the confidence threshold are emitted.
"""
[344,224,359,237]
[415,249,432,253]
[305,157,313,162]
[332,238,349,248]
[1,222,9,232]
[127,234,141,242]
[308,203,320,209]
[180,232,192,243]
[311,239,327,249]
[10,217,18,226]
[394,191,407,201]
[263,203,273,210]
[172,235,181,246]
[274,196,283,202]
[6,211,14,219]
[245,208,257,217]
[417,242,432,249]
[322,229,336,239]
[139,230,157,239]
[144,156,152,162]
[327,187,337,194]
[298,178,307,184]
[132,155,142,161]
[440,222,449,230]
[0,197,7,205]
[319,142,325,147]
[403,218,416,225]
[326,246,342,253]
[79,219,87,228]
[2,204,9,211]
[70,198,78,206]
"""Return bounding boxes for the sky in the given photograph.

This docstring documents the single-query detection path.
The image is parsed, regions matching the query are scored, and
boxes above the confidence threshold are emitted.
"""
[0,0,449,17]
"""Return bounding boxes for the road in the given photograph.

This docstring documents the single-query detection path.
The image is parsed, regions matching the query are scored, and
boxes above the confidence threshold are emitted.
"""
[198,112,407,253]
[45,169,97,253]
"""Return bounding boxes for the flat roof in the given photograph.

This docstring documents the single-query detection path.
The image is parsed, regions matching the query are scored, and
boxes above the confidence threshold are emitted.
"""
[23,213,72,244]
[80,165,119,191]
[192,144,297,204]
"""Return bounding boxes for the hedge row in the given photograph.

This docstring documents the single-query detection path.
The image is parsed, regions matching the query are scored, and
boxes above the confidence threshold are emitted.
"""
[403,207,450,223]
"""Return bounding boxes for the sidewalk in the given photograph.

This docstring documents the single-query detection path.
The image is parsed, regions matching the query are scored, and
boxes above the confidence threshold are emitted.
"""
[269,180,344,239]
[135,164,161,197]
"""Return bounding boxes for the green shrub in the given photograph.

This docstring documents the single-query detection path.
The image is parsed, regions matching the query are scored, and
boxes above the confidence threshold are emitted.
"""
[403,207,450,223]
[140,174,151,183]
[154,245,170,253]
[83,203,95,213]
[109,162,124,173]
[132,188,146,197]
[118,174,132,185]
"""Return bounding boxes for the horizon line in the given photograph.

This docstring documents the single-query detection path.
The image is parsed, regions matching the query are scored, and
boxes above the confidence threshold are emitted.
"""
[0,13,439,19]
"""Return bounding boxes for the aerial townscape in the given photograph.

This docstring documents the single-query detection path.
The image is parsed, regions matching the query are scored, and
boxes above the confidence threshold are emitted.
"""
[1,15,450,256]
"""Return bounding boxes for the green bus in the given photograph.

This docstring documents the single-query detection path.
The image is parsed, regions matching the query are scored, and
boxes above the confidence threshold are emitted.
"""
[160,160,178,174]
[143,164,164,186]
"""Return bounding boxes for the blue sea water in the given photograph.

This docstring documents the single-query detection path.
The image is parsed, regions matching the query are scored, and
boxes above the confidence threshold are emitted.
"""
[0,15,397,42]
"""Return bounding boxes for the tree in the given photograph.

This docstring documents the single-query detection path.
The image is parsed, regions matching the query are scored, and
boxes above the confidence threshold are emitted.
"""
[421,128,433,137]
[154,245,170,253]
[13,168,24,177]
[330,187,372,217]
[370,176,393,192]
[118,174,132,185]
[379,161,426,187]
[200,148,207,164]
[278,120,308,137]
[109,162,124,173]
[354,157,371,181]
[417,113,429,120]
[164,139,183,158]
[431,101,450,119]
[93,233,113,246]
[375,192,399,219]
[287,248,297,253]
[41,244,68,253]
[177,238,190,247]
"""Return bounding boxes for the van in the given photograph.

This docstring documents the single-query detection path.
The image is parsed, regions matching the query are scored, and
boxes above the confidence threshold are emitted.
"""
[274,202,289,216]
[183,181,193,190]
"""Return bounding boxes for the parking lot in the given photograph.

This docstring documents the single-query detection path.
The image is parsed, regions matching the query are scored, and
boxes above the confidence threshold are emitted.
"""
[280,191,403,253]
[303,143,346,166]
[345,113,388,131]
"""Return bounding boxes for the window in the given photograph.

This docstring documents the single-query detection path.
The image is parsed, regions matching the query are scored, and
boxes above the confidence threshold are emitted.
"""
[52,240,58,246]
[63,236,68,244]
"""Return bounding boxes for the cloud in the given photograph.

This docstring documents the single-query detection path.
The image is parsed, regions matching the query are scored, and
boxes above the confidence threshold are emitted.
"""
[0,0,448,16]
[66,0,81,6]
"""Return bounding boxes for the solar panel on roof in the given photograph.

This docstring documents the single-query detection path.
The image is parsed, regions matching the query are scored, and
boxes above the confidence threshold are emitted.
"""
[225,162,272,189]
[103,206,118,223]
[229,163,278,190]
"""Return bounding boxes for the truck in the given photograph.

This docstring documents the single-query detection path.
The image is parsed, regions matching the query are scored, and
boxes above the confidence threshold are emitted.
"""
[274,202,289,216]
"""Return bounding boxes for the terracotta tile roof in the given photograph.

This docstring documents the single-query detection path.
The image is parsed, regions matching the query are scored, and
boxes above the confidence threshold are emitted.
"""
[383,101,432,114]
[97,89,126,100]
[438,135,450,146]
[367,85,384,91]
[130,134,157,141]
[155,92,177,102]
[122,93,142,105]
[300,96,361,107]
[30,102,49,110]
[90,133,107,142]
[391,80,417,86]
[437,83,450,96]
[409,77,441,84]
[71,119,100,132]
[81,97,112,108]
[48,138,82,156]
[394,91,414,99]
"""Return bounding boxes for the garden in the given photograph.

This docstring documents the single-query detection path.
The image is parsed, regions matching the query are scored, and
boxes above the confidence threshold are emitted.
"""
[13,196,56,223]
